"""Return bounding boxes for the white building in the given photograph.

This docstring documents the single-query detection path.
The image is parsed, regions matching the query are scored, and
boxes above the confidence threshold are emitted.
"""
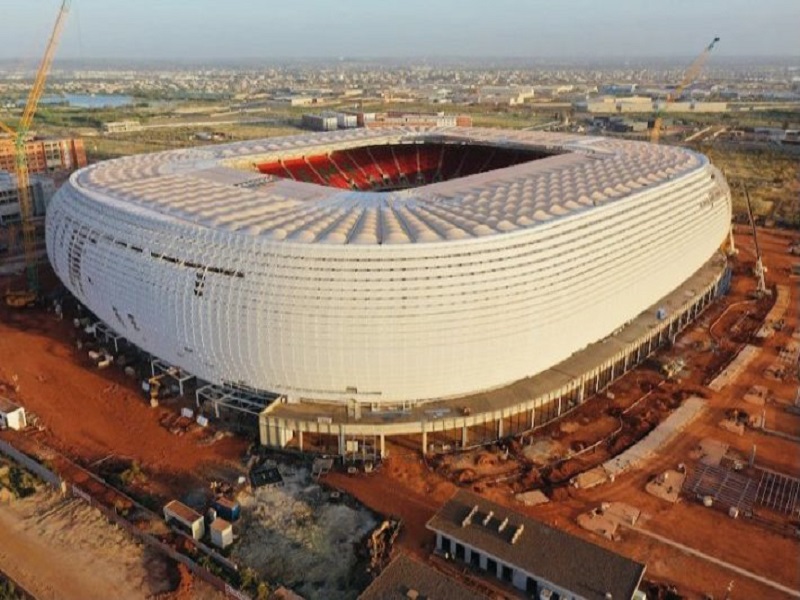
[301,113,338,131]
[336,113,358,129]
[102,120,142,134]
[163,500,205,540]
[577,96,728,114]
[209,518,233,549]
[46,128,731,408]
[0,397,26,431]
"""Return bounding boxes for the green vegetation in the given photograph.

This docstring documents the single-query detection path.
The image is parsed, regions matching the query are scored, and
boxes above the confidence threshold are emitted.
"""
[700,144,800,224]
[0,577,25,600]
[0,461,39,500]
[238,566,271,600]
[119,460,147,487]
[85,123,302,161]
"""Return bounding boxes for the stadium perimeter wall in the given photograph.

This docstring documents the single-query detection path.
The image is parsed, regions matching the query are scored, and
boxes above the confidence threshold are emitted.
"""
[259,254,729,457]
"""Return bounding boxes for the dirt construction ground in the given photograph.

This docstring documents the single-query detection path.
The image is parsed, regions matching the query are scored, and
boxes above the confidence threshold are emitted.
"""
[0,488,221,600]
[0,271,243,597]
[0,227,799,599]
[326,228,800,600]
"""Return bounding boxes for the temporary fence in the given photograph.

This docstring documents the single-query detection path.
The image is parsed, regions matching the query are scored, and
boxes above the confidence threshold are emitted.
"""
[0,438,65,493]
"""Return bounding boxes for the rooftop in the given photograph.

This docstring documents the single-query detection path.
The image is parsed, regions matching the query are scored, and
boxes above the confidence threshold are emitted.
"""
[210,518,232,532]
[164,500,203,524]
[69,127,705,245]
[0,396,22,414]
[427,490,645,600]
[359,553,488,600]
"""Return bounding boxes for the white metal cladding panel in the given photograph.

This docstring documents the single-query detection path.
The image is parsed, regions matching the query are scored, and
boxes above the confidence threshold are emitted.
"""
[46,165,731,404]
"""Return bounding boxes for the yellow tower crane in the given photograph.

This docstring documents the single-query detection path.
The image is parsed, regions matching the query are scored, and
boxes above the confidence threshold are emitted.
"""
[1,0,71,307]
[650,36,719,144]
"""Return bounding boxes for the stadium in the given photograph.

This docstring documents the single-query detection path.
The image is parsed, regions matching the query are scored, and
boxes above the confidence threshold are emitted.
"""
[45,127,732,456]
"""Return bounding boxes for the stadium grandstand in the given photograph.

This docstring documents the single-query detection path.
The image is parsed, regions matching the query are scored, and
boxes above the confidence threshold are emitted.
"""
[256,142,552,191]
[45,127,732,457]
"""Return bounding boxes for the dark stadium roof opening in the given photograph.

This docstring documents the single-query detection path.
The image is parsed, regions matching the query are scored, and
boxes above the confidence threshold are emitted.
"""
[256,142,557,192]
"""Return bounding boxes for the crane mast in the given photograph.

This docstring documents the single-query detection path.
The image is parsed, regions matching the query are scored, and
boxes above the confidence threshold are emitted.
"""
[1,0,71,304]
[650,37,719,144]
[743,184,767,297]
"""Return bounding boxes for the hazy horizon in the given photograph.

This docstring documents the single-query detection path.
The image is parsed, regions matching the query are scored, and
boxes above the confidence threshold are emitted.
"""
[2,0,799,62]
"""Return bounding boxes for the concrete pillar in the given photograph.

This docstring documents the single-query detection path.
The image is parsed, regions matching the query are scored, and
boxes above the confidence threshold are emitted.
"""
[462,425,468,448]
[421,422,428,454]
[338,426,346,456]
[379,433,385,458]
[298,429,303,452]
[497,415,504,438]
[529,408,535,428]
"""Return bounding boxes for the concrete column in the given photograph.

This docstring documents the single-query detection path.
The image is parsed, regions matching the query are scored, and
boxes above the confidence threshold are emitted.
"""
[259,416,268,447]
[298,429,303,452]
[529,408,535,429]
[338,426,346,456]
[497,415,504,438]
[421,422,427,454]
[379,433,385,458]
[462,425,468,448]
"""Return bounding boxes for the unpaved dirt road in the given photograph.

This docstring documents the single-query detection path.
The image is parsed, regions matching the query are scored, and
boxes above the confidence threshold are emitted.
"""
[0,490,173,600]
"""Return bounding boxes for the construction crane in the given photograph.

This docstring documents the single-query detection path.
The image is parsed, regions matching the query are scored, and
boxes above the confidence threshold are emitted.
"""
[0,0,71,307]
[743,184,768,297]
[650,37,720,144]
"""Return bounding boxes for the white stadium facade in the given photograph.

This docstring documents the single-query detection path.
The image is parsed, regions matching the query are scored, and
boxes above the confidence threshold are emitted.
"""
[46,127,732,457]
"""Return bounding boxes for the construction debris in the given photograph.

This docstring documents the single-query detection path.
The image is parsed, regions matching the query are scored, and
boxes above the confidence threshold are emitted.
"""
[743,385,769,406]
[514,490,550,507]
[577,502,640,541]
[708,345,760,391]
[645,469,686,503]
[365,518,402,576]
[234,466,377,600]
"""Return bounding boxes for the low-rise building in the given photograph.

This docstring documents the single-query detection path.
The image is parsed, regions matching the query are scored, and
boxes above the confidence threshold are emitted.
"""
[427,490,646,600]
[0,137,87,174]
[0,397,26,431]
[359,553,487,600]
[336,113,358,129]
[209,517,233,549]
[0,170,56,225]
[163,500,205,540]
[301,113,338,131]
[102,120,142,134]
[365,111,472,128]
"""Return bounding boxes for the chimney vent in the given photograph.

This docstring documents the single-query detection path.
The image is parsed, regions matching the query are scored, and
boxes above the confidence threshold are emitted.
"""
[461,505,479,528]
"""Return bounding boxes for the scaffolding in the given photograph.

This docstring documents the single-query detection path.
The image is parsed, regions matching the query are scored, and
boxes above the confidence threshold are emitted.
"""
[93,321,126,353]
[195,383,277,418]
[150,358,195,396]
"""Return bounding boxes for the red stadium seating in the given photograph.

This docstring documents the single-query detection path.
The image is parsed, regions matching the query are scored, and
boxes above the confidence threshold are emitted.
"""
[256,143,546,191]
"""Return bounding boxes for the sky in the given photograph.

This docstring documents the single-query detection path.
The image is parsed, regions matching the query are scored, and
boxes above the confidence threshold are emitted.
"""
[2,0,799,62]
